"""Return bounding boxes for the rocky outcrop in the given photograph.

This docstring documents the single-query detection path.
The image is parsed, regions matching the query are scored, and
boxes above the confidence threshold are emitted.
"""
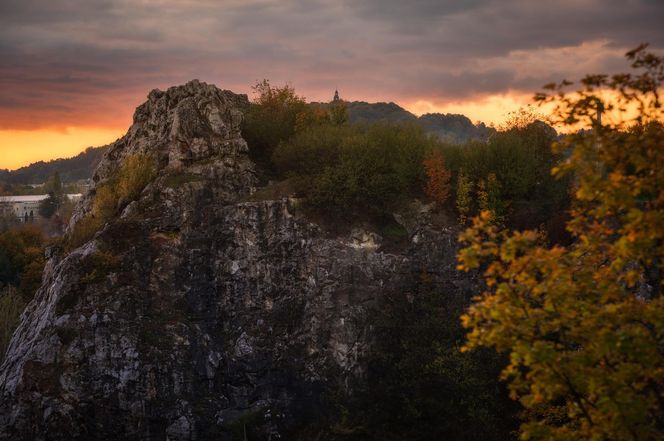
[0,81,463,440]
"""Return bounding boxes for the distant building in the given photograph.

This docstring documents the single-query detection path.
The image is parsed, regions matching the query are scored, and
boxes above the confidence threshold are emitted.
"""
[0,194,82,222]
[333,89,341,102]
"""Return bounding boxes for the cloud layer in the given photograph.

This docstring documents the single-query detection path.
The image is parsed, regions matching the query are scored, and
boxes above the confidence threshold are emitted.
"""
[1,0,662,131]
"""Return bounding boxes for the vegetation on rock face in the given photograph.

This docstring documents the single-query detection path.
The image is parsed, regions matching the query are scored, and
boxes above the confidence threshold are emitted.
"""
[0,226,46,361]
[4,55,658,437]
[80,250,122,285]
[458,45,664,440]
[68,154,155,249]
[0,286,24,362]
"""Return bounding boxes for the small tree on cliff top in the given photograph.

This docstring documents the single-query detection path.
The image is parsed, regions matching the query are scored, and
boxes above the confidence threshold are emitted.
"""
[423,150,452,204]
[458,45,664,440]
[242,79,308,169]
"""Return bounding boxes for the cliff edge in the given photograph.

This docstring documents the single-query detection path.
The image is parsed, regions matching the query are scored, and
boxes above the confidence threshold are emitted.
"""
[0,81,461,440]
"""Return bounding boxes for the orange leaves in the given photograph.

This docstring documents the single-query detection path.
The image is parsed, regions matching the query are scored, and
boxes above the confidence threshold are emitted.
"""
[459,46,664,440]
[422,150,451,204]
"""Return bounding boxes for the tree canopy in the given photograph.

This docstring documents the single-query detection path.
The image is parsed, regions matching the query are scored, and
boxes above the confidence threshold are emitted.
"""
[458,45,664,440]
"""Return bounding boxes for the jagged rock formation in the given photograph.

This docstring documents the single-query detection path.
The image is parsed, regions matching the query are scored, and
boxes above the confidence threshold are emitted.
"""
[0,80,462,440]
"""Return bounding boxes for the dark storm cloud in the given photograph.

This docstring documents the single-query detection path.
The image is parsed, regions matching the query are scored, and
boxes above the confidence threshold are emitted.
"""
[0,0,662,129]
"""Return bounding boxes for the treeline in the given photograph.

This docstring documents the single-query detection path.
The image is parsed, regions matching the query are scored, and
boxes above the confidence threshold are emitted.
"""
[0,145,108,189]
[0,171,82,360]
[0,226,46,359]
[242,80,571,238]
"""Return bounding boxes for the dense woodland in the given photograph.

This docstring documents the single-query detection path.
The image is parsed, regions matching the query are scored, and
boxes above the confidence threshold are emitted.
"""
[243,79,571,241]
[0,47,662,440]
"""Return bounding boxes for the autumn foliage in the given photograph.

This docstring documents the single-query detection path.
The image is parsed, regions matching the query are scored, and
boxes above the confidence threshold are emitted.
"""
[68,154,154,249]
[458,45,664,440]
[423,150,451,204]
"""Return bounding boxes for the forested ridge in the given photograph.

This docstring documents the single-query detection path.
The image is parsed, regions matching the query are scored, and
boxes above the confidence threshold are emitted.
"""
[0,145,108,190]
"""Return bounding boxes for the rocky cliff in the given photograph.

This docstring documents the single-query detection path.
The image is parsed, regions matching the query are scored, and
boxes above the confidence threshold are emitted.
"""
[0,81,463,440]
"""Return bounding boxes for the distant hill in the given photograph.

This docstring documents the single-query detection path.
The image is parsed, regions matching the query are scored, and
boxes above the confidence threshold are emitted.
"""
[346,101,417,124]
[417,112,495,143]
[0,145,109,185]
[324,100,495,143]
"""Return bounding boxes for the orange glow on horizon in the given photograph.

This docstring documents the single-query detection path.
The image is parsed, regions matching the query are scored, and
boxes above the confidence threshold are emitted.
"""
[0,127,125,171]
[1,92,603,172]
[404,93,536,127]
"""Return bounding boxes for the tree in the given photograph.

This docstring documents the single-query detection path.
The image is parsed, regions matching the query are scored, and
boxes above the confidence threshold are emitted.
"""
[455,170,473,224]
[477,173,505,222]
[328,100,348,126]
[38,192,60,219]
[46,171,63,195]
[499,105,543,131]
[0,225,45,302]
[423,150,452,204]
[242,79,308,169]
[458,45,664,440]
[38,172,64,219]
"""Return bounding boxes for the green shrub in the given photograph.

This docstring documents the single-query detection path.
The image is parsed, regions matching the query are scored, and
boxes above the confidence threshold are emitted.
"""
[456,169,474,224]
[272,124,346,176]
[116,154,155,202]
[274,122,437,215]
[243,80,570,235]
[380,221,408,241]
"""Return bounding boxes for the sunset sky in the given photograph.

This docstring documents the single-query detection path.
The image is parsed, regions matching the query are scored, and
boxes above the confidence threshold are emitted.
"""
[1,0,663,170]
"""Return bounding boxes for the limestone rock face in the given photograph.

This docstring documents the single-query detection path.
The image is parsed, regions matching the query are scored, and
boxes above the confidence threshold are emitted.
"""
[0,81,462,440]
